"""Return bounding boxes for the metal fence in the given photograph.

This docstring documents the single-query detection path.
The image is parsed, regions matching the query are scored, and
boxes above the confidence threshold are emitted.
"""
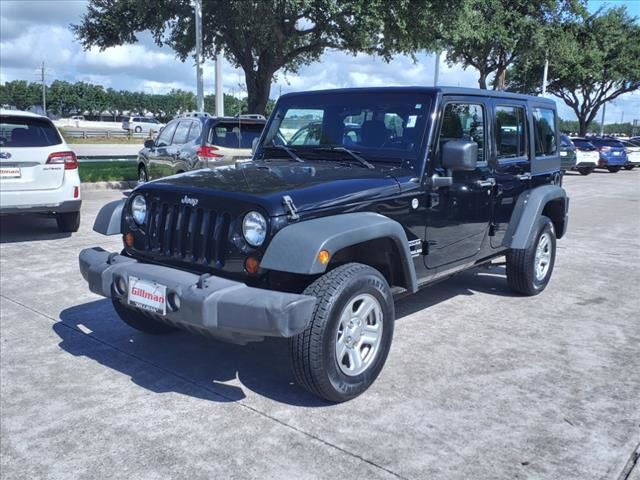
[61,130,154,139]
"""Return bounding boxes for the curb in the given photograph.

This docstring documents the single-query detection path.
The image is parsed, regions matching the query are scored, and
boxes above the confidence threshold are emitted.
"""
[81,181,137,191]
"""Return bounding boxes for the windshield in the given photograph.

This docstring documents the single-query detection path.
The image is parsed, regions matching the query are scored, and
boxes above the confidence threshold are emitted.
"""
[260,91,433,166]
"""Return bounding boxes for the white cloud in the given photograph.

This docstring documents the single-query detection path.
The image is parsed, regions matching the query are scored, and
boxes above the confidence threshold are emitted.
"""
[0,0,638,124]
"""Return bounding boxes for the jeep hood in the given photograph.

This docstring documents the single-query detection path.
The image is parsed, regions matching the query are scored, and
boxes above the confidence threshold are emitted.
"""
[141,161,408,216]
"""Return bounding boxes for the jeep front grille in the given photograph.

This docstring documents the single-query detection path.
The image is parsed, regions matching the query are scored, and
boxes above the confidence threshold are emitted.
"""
[145,201,230,266]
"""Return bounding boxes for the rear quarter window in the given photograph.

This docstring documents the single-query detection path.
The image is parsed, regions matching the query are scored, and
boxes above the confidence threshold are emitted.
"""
[209,122,264,149]
[0,116,62,147]
[532,108,557,156]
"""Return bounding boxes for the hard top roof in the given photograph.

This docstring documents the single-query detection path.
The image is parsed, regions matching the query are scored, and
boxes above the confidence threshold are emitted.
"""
[0,109,49,119]
[280,86,556,106]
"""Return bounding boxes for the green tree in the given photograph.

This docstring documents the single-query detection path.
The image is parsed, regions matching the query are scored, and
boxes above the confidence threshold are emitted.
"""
[0,80,40,110]
[441,0,583,90]
[72,0,389,115]
[508,6,640,135]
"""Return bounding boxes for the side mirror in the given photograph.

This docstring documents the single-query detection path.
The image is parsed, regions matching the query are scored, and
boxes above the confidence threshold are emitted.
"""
[251,137,260,154]
[442,140,478,171]
[144,139,155,149]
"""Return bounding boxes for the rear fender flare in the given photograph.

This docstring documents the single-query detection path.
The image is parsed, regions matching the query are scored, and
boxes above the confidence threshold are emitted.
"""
[504,185,569,249]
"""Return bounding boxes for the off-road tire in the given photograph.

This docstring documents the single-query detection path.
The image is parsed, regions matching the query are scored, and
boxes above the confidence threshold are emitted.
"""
[506,215,556,296]
[111,298,177,334]
[56,211,80,232]
[607,166,621,173]
[290,263,394,403]
[578,167,593,176]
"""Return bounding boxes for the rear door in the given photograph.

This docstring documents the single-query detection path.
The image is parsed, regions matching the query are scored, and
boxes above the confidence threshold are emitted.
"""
[489,101,531,248]
[0,115,68,191]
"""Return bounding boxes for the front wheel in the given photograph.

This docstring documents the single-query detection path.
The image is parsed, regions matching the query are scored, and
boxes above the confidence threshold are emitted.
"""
[506,216,556,296]
[624,165,634,171]
[56,211,80,232]
[134,126,142,133]
[608,166,621,173]
[290,263,394,402]
[138,164,148,183]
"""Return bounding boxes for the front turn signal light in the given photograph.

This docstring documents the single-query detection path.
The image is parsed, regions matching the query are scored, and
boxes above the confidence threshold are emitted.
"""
[318,250,330,265]
[123,232,134,247]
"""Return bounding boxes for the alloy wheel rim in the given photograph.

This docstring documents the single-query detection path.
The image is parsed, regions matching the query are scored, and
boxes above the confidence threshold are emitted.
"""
[335,293,383,377]
[534,232,552,281]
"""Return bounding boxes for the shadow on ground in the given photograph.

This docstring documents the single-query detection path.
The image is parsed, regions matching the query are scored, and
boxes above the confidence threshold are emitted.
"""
[0,214,69,244]
[56,265,514,406]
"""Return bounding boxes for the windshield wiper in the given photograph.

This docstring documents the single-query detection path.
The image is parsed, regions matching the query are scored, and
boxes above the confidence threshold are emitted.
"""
[261,144,304,162]
[313,146,375,169]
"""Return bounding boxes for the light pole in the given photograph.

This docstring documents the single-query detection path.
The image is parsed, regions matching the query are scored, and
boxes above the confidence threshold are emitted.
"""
[433,50,441,87]
[215,54,224,117]
[541,53,549,96]
[193,0,204,112]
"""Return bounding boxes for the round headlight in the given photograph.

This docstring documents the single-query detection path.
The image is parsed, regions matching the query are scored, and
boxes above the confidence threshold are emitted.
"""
[242,211,267,247]
[131,195,147,225]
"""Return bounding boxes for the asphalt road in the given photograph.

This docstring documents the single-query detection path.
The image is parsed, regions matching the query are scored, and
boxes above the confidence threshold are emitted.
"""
[1,170,639,479]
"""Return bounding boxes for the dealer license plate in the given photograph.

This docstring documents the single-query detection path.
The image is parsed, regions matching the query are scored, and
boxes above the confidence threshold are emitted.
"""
[127,276,167,315]
[0,166,21,179]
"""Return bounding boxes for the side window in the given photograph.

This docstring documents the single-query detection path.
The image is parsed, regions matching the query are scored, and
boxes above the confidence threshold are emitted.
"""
[496,105,528,159]
[186,121,201,142]
[172,121,191,145]
[440,103,485,162]
[156,121,177,147]
[533,108,557,156]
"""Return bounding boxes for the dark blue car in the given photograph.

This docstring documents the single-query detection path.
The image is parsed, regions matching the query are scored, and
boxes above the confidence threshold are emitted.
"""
[589,137,628,173]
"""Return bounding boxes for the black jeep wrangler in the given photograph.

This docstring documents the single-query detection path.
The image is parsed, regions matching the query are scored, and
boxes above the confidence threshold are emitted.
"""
[80,87,569,402]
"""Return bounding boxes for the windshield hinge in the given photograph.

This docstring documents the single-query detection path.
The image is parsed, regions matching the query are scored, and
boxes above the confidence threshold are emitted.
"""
[282,195,299,221]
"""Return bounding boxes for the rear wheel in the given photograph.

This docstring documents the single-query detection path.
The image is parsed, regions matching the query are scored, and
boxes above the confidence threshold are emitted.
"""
[506,216,556,296]
[578,167,593,176]
[624,165,634,170]
[138,164,148,183]
[607,166,621,173]
[290,263,394,402]
[56,211,80,232]
[111,298,177,334]
[134,126,142,133]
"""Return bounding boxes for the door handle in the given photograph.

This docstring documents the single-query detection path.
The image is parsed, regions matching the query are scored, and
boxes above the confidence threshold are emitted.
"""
[516,172,531,181]
[476,178,496,188]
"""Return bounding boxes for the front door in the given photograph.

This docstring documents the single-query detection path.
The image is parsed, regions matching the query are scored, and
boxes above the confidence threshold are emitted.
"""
[148,121,178,180]
[425,100,493,269]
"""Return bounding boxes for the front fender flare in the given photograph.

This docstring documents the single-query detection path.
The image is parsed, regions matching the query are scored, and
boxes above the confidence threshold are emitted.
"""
[93,199,125,235]
[261,212,418,293]
[503,185,568,249]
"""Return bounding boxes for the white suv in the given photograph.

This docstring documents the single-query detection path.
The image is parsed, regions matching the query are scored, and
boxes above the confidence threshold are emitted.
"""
[0,110,81,232]
[122,116,165,134]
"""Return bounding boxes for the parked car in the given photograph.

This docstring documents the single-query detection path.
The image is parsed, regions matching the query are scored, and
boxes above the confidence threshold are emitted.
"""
[570,137,599,175]
[589,137,628,173]
[80,87,568,402]
[122,116,165,134]
[0,109,81,232]
[559,134,577,172]
[136,116,266,182]
[619,139,640,170]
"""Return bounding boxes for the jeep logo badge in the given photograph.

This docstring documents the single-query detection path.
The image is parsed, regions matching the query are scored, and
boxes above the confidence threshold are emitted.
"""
[181,195,198,207]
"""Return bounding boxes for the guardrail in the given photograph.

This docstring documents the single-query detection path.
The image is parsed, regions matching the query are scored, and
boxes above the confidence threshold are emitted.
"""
[61,130,155,139]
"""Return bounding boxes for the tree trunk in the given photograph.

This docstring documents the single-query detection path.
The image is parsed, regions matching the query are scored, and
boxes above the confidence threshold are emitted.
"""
[478,71,488,89]
[578,118,588,136]
[244,68,273,116]
[493,68,506,91]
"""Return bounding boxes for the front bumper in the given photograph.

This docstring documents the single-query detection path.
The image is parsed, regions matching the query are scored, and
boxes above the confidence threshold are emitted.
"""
[79,247,316,341]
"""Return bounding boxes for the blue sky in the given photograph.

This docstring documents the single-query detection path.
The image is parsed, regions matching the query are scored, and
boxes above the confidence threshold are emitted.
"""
[0,0,638,122]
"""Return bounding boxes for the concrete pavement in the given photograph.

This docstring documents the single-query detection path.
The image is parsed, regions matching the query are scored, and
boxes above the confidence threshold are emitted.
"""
[1,170,639,479]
